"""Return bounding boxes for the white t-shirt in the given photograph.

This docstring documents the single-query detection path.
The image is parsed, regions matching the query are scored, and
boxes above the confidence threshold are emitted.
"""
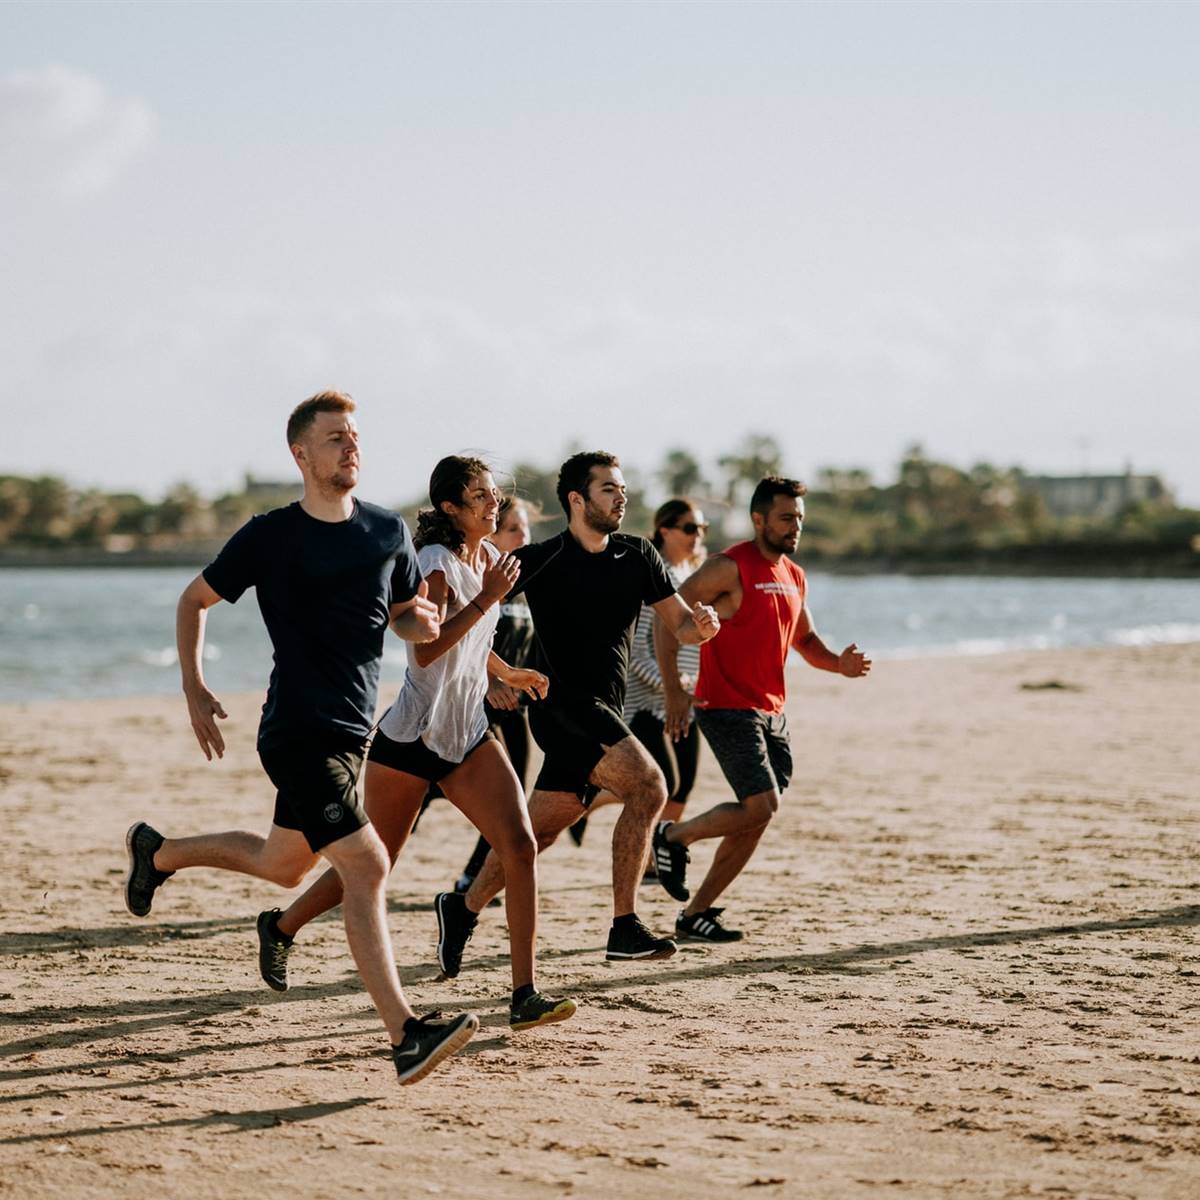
[377,541,500,762]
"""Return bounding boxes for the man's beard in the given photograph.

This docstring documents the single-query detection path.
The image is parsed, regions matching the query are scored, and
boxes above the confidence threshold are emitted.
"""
[763,528,798,555]
[583,499,622,535]
[321,464,358,495]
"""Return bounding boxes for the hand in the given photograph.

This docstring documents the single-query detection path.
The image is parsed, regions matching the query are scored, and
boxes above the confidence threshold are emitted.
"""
[505,667,549,702]
[480,552,520,605]
[691,601,720,642]
[486,679,520,711]
[409,580,440,643]
[838,643,872,678]
[663,684,698,743]
[184,683,228,761]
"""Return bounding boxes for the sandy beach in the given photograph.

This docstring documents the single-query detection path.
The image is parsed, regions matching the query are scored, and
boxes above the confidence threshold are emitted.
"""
[1,642,1197,1199]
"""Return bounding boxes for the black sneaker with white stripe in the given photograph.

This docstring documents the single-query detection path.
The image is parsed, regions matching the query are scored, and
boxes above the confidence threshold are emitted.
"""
[391,1010,479,1085]
[675,906,744,943]
[605,915,677,961]
[652,821,690,902]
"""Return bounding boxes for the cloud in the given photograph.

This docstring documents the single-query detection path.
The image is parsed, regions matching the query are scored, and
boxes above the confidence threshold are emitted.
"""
[0,64,155,197]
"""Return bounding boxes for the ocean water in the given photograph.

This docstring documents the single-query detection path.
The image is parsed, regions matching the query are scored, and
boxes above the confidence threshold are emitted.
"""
[1,567,1198,704]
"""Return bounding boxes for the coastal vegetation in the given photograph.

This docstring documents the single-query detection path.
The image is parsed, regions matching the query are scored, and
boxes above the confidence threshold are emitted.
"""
[2,438,1197,574]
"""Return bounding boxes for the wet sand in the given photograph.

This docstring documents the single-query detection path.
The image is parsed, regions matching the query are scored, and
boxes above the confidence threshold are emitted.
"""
[1,643,1198,1198]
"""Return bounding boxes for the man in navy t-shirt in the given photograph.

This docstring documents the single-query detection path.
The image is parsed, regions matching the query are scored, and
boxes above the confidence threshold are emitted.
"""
[122,390,479,1085]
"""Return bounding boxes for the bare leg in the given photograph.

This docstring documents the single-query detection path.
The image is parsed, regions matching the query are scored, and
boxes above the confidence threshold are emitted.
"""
[666,789,777,847]
[442,741,537,989]
[464,789,583,913]
[320,826,415,1042]
[589,736,668,917]
[669,788,778,916]
[155,824,318,888]
[276,763,426,938]
[684,825,768,916]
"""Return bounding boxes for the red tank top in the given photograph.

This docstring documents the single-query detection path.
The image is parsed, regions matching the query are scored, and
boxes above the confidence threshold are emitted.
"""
[696,541,806,714]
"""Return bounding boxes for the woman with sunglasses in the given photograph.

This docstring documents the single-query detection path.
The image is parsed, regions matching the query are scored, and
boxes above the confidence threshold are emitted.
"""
[571,499,709,856]
[258,456,576,1033]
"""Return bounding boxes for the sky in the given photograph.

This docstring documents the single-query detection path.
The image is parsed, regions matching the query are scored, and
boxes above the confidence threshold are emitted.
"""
[2,0,1198,507]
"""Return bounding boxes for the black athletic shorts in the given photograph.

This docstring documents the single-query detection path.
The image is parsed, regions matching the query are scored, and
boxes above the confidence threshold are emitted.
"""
[695,708,793,802]
[367,727,495,783]
[257,732,369,853]
[529,700,633,800]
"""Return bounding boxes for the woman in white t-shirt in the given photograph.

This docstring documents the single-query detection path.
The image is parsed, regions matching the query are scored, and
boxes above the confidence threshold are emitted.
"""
[267,456,576,1033]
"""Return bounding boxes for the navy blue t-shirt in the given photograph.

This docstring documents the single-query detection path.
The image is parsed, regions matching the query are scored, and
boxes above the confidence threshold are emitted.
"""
[202,500,421,747]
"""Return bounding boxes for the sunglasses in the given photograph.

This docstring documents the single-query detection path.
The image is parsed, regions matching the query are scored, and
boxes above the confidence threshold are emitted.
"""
[671,521,708,536]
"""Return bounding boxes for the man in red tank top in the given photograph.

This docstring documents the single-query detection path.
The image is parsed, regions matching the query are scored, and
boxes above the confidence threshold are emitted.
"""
[654,476,871,942]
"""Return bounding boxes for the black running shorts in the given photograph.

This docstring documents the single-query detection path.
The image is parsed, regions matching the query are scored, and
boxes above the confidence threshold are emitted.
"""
[529,701,632,799]
[694,708,793,802]
[367,727,495,783]
[257,733,370,853]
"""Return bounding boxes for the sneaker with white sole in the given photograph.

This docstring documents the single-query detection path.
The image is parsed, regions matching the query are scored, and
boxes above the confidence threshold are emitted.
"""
[675,906,744,943]
[605,915,677,961]
[652,821,690,902]
[391,1011,479,1084]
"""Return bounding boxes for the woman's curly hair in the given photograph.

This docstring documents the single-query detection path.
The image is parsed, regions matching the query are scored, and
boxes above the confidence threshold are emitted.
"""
[414,455,492,552]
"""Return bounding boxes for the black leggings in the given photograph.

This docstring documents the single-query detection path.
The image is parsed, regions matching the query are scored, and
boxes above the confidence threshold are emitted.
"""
[628,709,699,808]
[460,707,699,880]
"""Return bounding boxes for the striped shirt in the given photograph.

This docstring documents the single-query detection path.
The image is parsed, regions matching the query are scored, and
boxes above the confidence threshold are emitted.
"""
[623,559,701,723]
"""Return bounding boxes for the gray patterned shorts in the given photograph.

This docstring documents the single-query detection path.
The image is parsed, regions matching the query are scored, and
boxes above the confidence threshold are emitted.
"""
[695,708,792,801]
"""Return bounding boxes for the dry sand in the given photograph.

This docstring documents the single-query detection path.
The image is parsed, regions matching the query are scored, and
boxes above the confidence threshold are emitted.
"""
[1,643,1198,1199]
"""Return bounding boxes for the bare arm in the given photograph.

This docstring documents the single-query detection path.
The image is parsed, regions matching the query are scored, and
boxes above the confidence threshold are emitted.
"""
[653,555,736,740]
[388,578,440,645]
[651,591,720,648]
[408,553,519,668]
[486,649,549,701]
[176,573,229,761]
[791,606,872,677]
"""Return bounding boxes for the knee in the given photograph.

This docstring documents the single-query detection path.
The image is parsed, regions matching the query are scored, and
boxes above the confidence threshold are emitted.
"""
[630,770,668,818]
[744,793,778,829]
[270,862,312,890]
[340,844,390,891]
[495,827,538,872]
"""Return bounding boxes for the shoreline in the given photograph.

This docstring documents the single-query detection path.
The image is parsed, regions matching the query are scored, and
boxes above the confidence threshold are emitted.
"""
[3,549,1198,579]
[5,637,1200,711]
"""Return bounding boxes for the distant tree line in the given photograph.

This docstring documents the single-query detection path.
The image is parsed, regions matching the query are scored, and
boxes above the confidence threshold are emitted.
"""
[2,437,1198,572]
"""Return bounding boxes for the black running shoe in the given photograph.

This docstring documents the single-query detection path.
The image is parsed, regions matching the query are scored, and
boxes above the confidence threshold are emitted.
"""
[391,1010,479,1085]
[675,906,744,943]
[605,916,677,961]
[567,815,588,847]
[652,821,690,902]
[124,821,173,917]
[435,891,477,978]
[257,909,293,991]
[509,991,578,1032]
